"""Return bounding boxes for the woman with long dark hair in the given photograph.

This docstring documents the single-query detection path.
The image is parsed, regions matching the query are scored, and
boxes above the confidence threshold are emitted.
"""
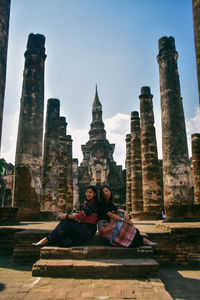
[33,185,98,247]
[98,185,157,247]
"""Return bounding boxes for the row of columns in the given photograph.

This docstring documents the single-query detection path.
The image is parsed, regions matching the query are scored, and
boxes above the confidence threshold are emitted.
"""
[126,36,200,221]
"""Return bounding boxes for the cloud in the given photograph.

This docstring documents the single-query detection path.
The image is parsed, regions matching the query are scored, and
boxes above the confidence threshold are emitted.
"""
[1,111,19,164]
[105,113,130,167]
[67,125,88,163]
[186,106,200,157]
[2,108,198,169]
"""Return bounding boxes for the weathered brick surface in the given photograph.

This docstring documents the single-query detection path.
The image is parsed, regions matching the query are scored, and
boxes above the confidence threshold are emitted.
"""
[126,133,132,212]
[192,133,200,204]
[157,36,193,221]
[130,112,143,215]
[0,0,10,149]
[193,0,200,104]
[42,98,60,214]
[13,33,46,220]
[139,87,162,218]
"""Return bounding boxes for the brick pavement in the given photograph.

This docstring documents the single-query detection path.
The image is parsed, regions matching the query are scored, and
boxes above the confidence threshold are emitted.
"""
[0,256,173,300]
[1,256,200,299]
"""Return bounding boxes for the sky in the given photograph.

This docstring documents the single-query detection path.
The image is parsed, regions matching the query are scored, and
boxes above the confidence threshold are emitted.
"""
[1,0,200,168]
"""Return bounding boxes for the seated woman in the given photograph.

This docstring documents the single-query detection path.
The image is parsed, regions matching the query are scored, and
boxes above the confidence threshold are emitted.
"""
[98,185,157,248]
[33,185,98,247]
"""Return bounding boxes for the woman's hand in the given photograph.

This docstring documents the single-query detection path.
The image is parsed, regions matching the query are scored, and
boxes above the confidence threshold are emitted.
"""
[125,219,133,225]
[59,213,67,219]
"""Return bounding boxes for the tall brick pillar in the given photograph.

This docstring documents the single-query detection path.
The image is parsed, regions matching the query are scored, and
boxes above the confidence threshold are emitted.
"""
[193,0,200,104]
[66,135,73,212]
[58,117,68,213]
[125,134,132,213]
[0,0,10,151]
[157,36,193,221]
[41,98,60,214]
[192,133,200,204]
[13,33,46,220]
[130,111,143,216]
[72,158,80,211]
[139,87,162,219]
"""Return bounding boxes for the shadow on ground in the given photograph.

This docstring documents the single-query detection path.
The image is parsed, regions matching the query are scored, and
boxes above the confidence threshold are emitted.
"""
[0,282,6,291]
[0,256,32,271]
[160,266,200,300]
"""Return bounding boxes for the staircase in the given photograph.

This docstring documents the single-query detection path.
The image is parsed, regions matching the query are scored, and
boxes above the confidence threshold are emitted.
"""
[32,245,159,278]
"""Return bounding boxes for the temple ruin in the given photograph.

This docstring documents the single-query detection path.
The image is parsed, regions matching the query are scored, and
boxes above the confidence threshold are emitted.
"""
[78,87,125,206]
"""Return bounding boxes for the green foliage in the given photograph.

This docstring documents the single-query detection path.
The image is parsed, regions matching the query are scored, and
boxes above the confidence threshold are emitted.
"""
[0,158,8,176]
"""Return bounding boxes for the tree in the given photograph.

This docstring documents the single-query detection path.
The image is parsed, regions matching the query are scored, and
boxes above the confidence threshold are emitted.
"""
[0,158,8,176]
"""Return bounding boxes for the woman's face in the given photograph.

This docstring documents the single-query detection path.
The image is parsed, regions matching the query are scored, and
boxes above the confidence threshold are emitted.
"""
[86,188,96,201]
[102,187,111,201]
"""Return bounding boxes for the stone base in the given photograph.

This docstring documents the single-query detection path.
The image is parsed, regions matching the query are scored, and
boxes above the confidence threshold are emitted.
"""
[16,209,58,221]
[16,207,41,221]
[32,258,159,279]
[165,204,200,222]
[0,207,19,225]
[131,211,162,221]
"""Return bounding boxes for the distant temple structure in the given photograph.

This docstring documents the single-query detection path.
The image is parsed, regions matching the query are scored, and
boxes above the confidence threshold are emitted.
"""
[78,87,125,206]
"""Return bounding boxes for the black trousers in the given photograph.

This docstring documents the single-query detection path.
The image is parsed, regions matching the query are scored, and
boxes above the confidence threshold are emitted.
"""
[47,218,96,247]
[129,229,143,248]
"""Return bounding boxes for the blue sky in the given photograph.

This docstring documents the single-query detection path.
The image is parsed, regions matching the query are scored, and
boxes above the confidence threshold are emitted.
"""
[2,0,200,167]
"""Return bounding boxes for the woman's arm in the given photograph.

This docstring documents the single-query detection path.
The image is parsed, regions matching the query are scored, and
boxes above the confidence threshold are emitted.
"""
[107,211,133,225]
[107,211,124,222]
[59,213,77,220]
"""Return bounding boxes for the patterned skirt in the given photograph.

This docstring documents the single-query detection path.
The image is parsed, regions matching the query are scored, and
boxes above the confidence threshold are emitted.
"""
[98,213,137,247]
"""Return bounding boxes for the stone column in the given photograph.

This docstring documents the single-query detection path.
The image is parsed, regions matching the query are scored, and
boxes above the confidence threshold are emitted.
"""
[13,33,46,220]
[66,135,73,212]
[58,117,68,213]
[193,0,200,104]
[41,98,60,214]
[0,0,10,151]
[72,158,80,211]
[125,134,132,213]
[139,87,162,219]
[157,36,193,221]
[130,112,143,215]
[192,133,200,204]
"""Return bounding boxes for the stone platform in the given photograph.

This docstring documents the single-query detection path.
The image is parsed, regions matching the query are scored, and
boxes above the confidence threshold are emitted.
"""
[1,220,200,266]
[33,245,158,278]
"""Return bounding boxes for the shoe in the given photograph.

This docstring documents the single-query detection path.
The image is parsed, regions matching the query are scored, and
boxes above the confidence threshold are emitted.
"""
[148,242,157,246]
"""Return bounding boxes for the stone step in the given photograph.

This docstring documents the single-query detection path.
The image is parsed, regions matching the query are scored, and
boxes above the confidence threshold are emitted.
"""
[40,245,153,259]
[32,258,159,278]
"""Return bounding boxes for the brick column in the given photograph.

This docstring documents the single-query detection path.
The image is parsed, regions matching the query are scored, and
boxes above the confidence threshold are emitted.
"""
[66,135,73,212]
[157,36,193,221]
[0,0,10,151]
[193,0,200,104]
[41,98,60,214]
[73,158,80,211]
[140,87,162,219]
[192,133,200,204]
[125,134,132,213]
[58,117,68,213]
[13,33,46,220]
[130,111,143,215]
